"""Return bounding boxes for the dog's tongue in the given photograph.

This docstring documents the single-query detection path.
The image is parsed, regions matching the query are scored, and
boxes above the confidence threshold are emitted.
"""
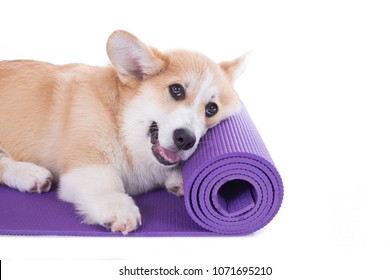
[156,143,181,164]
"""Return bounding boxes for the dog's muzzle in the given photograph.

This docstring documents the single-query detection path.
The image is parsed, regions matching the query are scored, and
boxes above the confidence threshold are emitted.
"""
[149,122,193,166]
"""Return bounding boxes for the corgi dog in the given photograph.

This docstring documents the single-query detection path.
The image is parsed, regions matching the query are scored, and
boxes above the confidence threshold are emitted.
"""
[0,30,247,234]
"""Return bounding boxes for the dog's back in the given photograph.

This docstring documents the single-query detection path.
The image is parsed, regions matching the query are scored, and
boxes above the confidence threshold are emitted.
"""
[0,60,120,175]
[0,61,58,164]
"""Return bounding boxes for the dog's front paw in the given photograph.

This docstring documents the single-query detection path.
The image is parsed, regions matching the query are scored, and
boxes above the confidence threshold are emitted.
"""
[165,168,184,196]
[83,193,142,235]
[2,161,52,193]
[166,184,184,196]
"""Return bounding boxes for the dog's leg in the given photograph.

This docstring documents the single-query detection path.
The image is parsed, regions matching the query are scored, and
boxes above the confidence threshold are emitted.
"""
[0,149,52,193]
[58,165,141,234]
[165,167,184,196]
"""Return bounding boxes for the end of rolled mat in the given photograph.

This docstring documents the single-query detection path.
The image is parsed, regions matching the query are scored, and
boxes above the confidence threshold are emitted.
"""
[182,104,284,235]
[214,179,257,218]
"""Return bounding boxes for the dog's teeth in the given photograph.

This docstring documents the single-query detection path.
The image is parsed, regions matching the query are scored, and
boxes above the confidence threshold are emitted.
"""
[149,121,159,145]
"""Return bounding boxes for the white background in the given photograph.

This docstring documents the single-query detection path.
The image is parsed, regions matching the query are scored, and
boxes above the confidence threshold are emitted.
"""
[1,0,389,279]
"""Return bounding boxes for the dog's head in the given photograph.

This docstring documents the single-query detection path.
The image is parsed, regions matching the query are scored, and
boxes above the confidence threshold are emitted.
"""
[107,30,248,167]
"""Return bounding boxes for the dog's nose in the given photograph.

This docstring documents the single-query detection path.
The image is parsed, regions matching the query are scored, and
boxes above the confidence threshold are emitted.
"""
[173,129,196,151]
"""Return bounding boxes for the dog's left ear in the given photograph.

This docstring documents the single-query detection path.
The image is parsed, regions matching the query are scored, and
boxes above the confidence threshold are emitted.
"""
[107,30,164,82]
[219,52,251,82]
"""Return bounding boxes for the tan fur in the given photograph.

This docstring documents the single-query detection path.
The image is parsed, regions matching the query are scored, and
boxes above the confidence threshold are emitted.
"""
[0,61,121,177]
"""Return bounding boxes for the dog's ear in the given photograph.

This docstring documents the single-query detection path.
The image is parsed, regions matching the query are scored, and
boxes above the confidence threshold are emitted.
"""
[219,52,251,82]
[107,30,164,82]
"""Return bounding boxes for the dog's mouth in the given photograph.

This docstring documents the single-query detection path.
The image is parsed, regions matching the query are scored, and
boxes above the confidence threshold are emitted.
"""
[148,122,181,166]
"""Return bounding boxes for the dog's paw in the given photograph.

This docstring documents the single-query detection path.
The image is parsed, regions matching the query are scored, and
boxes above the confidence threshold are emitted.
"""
[2,161,52,193]
[166,184,184,196]
[165,168,184,196]
[83,193,142,235]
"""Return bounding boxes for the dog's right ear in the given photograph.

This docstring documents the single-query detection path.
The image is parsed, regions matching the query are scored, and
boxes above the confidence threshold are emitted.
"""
[107,30,164,82]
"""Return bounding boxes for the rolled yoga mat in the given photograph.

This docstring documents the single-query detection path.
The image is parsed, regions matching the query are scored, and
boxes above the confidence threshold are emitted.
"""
[0,105,283,236]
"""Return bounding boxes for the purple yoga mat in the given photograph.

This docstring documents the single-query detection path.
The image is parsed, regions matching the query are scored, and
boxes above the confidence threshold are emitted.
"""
[0,105,283,236]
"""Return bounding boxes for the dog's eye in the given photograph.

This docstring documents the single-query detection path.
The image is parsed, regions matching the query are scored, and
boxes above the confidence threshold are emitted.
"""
[205,102,218,118]
[169,84,185,100]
